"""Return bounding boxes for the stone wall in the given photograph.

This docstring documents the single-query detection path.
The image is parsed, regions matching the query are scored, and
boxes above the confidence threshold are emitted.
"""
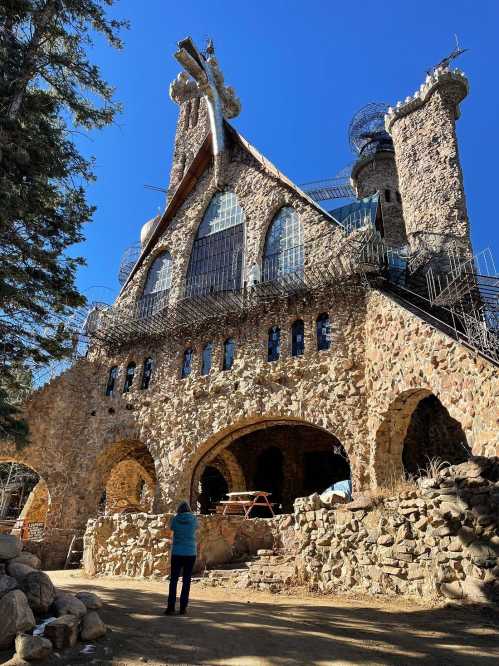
[294,457,499,604]
[83,513,278,578]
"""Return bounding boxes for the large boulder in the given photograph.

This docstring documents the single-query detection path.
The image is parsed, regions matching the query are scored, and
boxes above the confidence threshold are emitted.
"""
[7,562,36,582]
[0,574,18,599]
[80,611,106,641]
[10,552,41,570]
[15,634,53,661]
[21,570,55,614]
[53,591,87,618]
[0,590,36,649]
[75,591,103,610]
[44,615,79,650]
[0,535,22,561]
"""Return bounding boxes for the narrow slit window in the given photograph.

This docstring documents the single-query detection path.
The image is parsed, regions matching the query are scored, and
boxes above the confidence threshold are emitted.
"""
[268,326,281,362]
[223,338,235,371]
[385,189,391,203]
[181,348,194,379]
[317,313,332,351]
[141,357,154,390]
[123,362,136,393]
[105,366,118,397]
[291,319,305,357]
[201,343,213,376]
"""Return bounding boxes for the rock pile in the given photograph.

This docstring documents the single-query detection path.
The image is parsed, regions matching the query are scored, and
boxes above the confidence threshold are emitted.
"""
[0,534,106,660]
[295,457,499,603]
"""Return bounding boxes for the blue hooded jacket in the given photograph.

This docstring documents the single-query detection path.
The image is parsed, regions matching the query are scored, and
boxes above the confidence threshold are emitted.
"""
[170,512,198,556]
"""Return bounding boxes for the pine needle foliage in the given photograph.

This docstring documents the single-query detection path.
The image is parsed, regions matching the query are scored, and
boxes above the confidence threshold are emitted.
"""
[0,0,127,445]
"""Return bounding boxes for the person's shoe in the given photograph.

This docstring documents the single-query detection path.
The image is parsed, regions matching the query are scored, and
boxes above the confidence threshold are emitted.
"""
[164,607,175,615]
[179,607,187,615]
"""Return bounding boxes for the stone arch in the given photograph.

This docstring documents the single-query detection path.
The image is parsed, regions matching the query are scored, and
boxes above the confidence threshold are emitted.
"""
[189,416,350,512]
[373,388,470,485]
[0,459,52,534]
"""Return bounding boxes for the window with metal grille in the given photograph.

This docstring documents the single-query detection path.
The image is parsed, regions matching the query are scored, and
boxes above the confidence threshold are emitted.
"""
[141,357,153,390]
[316,313,332,351]
[123,362,136,393]
[201,343,213,376]
[105,366,118,396]
[185,192,245,298]
[291,319,305,357]
[223,338,235,371]
[268,326,280,362]
[138,251,172,319]
[262,207,304,282]
[181,348,193,378]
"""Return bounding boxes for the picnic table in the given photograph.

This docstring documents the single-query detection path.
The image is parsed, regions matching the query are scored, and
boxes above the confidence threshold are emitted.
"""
[218,491,275,518]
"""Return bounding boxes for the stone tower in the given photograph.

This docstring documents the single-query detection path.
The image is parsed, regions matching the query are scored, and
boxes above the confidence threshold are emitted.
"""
[350,141,407,249]
[167,38,241,199]
[385,67,472,268]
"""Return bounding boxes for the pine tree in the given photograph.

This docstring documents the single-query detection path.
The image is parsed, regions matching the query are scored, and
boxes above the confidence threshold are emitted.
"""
[0,0,127,445]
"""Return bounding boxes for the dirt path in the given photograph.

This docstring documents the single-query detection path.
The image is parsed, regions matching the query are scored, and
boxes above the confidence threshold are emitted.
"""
[4,570,499,666]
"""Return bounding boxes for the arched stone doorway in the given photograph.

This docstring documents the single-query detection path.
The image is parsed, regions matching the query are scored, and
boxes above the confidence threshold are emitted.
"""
[95,441,157,516]
[374,389,471,485]
[0,461,51,537]
[191,420,350,514]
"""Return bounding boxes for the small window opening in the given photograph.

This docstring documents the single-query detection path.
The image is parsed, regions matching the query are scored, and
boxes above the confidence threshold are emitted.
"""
[105,366,118,397]
[123,362,136,393]
[141,357,153,390]
[317,313,332,351]
[291,319,305,357]
[268,326,281,362]
[385,189,391,203]
[181,348,194,379]
[201,343,213,376]
[223,338,235,371]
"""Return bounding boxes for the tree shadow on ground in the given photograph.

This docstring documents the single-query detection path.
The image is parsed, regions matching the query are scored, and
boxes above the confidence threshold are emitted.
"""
[24,575,499,666]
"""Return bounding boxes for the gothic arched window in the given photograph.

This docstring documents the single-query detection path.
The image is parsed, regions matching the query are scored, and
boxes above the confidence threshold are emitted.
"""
[123,362,136,393]
[201,343,213,376]
[223,338,235,371]
[316,313,332,351]
[105,366,118,397]
[291,319,305,357]
[262,207,304,282]
[185,192,245,298]
[138,251,172,319]
[181,348,194,379]
[141,357,154,390]
[268,326,280,362]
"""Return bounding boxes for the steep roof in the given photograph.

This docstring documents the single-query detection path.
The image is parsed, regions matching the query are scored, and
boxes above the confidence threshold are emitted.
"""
[120,124,340,294]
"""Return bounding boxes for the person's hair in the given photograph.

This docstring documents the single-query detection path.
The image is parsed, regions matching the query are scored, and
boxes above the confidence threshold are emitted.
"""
[177,501,191,514]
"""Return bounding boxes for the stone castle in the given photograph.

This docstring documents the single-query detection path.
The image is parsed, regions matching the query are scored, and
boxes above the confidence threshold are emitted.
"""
[1,38,497,569]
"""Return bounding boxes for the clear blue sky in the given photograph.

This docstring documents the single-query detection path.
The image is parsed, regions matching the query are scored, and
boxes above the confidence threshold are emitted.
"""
[75,0,499,301]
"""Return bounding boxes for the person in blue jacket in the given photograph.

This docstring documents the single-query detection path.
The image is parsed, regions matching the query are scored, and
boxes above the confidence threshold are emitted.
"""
[165,501,198,615]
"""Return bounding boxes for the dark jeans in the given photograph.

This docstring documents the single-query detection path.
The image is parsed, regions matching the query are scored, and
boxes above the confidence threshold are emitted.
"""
[167,554,196,611]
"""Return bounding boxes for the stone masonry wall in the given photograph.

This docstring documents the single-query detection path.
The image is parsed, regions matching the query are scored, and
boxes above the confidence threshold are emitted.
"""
[83,513,278,578]
[294,457,499,604]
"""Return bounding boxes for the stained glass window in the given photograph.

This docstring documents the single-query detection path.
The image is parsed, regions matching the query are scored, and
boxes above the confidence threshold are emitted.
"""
[262,207,304,281]
[186,192,245,297]
[138,252,172,319]
[181,348,193,378]
[317,313,332,351]
[201,343,213,376]
[223,338,235,371]
[141,357,153,390]
[123,362,136,393]
[268,326,280,362]
[291,319,305,357]
[105,366,118,396]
